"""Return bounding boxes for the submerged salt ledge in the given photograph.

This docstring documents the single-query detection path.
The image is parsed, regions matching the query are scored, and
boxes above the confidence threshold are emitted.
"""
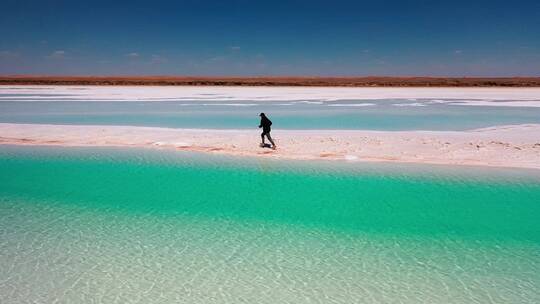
[1,123,539,169]
[2,86,540,107]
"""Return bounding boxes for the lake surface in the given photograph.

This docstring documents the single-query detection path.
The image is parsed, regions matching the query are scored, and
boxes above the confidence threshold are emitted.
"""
[1,146,539,303]
[2,86,540,130]
[2,86,540,303]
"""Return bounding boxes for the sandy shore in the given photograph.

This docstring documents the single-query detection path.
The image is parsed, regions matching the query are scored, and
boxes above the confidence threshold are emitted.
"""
[1,123,539,169]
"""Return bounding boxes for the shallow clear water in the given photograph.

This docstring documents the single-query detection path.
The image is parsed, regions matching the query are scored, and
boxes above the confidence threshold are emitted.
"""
[2,99,540,131]
[1,146,539,303]
[2,85,540,131]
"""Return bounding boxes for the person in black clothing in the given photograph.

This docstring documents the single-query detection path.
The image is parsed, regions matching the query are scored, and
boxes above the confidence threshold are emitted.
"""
[259,113,276,149]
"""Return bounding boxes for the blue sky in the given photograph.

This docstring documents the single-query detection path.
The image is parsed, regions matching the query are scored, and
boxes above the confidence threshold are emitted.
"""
[1,0,539,76]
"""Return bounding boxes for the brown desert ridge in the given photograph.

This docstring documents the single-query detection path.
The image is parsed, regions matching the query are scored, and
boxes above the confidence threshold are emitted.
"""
[1,75,540,87]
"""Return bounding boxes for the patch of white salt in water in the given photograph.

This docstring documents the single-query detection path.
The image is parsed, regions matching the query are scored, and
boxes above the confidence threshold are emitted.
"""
[2,86,540,131]
[2,86,540,106]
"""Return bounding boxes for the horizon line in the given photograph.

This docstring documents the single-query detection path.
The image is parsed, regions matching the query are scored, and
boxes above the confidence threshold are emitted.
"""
[2,75,540,87]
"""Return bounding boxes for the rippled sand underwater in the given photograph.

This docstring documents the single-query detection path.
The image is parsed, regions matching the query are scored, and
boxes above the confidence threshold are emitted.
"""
[1,146,539,303]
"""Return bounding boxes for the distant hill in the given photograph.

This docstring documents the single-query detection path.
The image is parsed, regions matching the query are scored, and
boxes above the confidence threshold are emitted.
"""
[1,76,540,87]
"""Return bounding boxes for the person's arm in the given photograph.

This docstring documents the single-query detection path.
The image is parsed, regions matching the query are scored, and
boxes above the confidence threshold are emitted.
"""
[258,118,262,128]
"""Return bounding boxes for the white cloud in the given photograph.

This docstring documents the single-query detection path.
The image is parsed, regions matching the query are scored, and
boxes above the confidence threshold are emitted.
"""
[454,50,463,54]
[0,51,19,59]
[229,46,241,51]
[126,52,139,58]
[48,50,66,59]
[150,54,167,64]
[209,56,225,62]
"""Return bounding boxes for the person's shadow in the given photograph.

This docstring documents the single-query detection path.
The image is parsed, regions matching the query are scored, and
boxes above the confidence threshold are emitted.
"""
[259,143,273,148]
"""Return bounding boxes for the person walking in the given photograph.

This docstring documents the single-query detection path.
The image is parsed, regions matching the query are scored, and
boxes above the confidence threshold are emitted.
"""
[258,113,276,149]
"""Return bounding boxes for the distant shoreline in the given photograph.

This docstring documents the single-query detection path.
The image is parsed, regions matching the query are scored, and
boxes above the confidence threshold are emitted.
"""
[2,76,540,87]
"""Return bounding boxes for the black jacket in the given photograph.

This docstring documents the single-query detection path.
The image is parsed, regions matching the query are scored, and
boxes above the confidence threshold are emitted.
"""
[259,116,272,131]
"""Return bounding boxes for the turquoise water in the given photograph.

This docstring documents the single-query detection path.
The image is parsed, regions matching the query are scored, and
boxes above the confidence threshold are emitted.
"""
[2,99,540,130]
[1,146,539,303]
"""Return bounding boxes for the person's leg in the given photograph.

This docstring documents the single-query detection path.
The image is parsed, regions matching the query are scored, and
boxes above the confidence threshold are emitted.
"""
[261,132,266,144]
[266,133,276,148]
